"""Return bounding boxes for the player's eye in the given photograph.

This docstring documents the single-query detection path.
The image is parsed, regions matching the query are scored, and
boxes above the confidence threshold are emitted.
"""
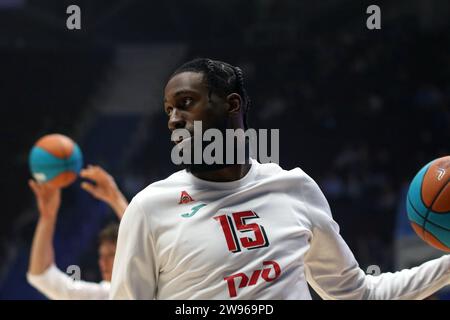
[178,97,193,108]
[165,107,173,116]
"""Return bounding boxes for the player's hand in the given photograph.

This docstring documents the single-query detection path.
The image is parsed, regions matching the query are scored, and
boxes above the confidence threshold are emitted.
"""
[28,179,61,220]
[80,165,128,219]
[80,165,120,204]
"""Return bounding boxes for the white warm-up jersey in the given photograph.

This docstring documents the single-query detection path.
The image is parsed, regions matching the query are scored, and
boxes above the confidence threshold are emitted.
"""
[110,159,450,299]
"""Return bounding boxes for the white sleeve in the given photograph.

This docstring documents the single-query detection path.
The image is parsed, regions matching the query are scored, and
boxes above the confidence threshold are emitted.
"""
[109,197,158,299]
[26,264,110,300]
[301,175,450,300]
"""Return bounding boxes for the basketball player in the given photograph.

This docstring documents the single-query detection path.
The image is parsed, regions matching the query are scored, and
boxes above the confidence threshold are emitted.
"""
[110,58,450,299]
[27,165,128,299]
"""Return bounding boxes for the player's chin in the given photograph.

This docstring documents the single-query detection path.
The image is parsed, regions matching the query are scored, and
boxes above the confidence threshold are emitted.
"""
[184,162,230,173]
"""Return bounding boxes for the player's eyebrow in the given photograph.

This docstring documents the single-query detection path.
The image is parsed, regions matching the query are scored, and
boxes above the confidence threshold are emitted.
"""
[164,90,197,103]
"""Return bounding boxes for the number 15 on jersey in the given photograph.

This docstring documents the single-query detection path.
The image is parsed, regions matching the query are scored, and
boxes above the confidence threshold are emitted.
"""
[214,211,270,253]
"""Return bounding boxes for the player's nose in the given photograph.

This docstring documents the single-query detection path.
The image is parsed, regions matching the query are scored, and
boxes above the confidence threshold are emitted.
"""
[168,109,186,131]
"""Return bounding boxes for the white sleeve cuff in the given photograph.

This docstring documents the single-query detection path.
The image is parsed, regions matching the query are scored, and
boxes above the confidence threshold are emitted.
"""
[27,264,110,300]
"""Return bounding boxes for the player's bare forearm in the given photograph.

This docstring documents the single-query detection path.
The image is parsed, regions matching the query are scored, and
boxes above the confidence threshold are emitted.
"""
[28,216,57,275]
[28,180,60,275]
[108,191,128,220]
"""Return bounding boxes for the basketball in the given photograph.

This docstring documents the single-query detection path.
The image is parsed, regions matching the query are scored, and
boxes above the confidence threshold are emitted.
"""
[407,156,450,252]
[28,134,83,188]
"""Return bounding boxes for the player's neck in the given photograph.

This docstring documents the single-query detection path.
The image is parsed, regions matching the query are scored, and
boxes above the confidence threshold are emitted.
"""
[191,162,252,182]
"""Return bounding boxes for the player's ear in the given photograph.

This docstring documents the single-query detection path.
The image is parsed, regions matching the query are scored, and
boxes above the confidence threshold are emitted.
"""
[226,93,242,115]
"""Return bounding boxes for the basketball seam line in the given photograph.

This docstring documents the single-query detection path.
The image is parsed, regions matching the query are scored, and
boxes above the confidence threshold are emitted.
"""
[424,175,450,213]
[409,220,448,249]
[419,164,433,238]
[407,195,450,232]
[419,164,450,213]
[422,174,450,235]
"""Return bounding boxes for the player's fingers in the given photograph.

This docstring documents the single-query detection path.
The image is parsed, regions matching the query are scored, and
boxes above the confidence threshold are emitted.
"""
[28,179,38,194]
[90,165,105,175]
[81,181,97,195]
[94,165,105,173]
[80,167,92,178]
[86,164,99,171]
[80,165,100,178]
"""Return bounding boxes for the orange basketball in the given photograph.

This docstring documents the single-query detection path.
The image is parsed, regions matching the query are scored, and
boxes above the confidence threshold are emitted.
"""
[28,134,84,188]
[407,156,450,252]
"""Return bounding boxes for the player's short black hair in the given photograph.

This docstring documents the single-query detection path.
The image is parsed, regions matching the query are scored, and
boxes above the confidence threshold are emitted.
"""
[171,58,251,129]
[98,222,119,245]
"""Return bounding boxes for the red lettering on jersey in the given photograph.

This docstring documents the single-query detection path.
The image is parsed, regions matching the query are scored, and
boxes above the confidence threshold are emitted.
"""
[261,261,281,282]
[224,273,248,298]
[179,191,194,204]
[224,260,281,298]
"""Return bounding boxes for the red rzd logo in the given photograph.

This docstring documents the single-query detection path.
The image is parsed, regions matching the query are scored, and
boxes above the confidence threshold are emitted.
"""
[224,260,281,298]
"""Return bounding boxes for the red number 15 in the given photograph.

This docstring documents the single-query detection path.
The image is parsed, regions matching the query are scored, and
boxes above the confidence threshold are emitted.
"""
[214,211,270,253]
